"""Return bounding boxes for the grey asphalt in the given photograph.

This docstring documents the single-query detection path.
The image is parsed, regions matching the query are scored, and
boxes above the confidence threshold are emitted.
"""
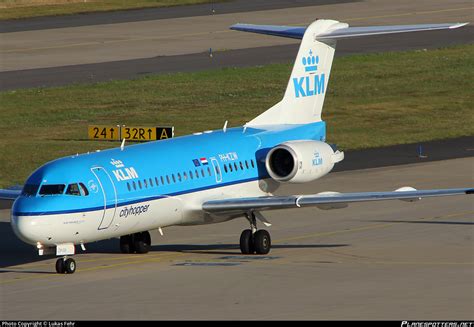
[1,25,472,91]
[0,157,472,319]
[0,0,358,33]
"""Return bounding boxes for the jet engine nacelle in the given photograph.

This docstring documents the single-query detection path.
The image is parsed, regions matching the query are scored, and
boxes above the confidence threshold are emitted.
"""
[265,140,344,183]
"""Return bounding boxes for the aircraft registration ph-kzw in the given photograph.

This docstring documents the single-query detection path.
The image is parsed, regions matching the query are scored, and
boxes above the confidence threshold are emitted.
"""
[1,19,471,274]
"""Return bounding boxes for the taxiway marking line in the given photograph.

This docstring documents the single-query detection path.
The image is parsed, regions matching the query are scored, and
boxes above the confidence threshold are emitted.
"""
[0,252,183,285]
[273,210,473,244]
[0,7,469,53]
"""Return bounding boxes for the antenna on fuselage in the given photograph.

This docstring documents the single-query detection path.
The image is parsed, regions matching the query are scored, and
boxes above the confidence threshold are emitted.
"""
[120,138,126,151]
[223,120,228,132]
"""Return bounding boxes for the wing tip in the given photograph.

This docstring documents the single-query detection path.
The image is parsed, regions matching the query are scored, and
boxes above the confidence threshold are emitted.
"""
[449,22,469,29]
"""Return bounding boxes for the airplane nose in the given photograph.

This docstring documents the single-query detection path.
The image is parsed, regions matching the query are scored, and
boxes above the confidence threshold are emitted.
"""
[11,214,41,245]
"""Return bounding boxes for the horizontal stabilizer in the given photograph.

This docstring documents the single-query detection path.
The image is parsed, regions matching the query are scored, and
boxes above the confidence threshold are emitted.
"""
[230,22,468,40]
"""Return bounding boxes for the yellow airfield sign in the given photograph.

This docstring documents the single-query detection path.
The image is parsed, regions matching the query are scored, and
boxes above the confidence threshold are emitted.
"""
[88,125,174,141]
[88,126,120,141]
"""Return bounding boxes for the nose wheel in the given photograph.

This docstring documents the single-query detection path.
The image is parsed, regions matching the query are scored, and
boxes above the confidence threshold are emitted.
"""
[239,213,271,255]
[55,257,76,274]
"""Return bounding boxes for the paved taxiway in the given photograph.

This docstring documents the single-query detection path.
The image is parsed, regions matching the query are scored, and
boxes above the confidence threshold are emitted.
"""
[0,0,471,72]
[1,158,472,320]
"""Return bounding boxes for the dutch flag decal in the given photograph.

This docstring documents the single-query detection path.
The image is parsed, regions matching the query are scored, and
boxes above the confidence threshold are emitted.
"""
[200,157,208,165]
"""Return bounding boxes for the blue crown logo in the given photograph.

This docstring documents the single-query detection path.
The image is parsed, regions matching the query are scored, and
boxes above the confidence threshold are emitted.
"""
[302,50,319,72]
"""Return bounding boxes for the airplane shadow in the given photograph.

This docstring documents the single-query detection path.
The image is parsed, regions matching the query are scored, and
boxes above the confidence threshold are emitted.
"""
[0,219,349,269]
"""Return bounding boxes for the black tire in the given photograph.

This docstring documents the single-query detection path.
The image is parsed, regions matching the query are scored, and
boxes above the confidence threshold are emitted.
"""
[120,235,134,254]
[239,229,255,254]
[254,230,271,255]
[65,258,76,274]
[134,232,149,254]
[142,231,151,247]
[55,258,65,274]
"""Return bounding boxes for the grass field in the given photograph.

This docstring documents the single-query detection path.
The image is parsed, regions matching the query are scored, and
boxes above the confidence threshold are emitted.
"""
[0,44,473,187]
[0,0,220,20]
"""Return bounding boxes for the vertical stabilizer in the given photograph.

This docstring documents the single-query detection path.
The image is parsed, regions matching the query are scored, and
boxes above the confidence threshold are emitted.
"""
[246,20,347,126]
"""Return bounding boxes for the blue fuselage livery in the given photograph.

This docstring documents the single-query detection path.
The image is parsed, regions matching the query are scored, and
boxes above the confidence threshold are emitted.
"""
[13,122,326,220]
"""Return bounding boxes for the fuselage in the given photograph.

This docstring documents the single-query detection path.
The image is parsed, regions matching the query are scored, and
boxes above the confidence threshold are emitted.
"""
[11,122,326,247]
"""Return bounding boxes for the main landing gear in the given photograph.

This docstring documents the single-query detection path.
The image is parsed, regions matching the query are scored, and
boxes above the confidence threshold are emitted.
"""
[55,257,76,274]
[240,213,271,255]
[120,231,151,254]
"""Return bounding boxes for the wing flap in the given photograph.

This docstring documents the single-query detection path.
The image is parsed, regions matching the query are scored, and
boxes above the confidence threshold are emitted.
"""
[203,188,473,214]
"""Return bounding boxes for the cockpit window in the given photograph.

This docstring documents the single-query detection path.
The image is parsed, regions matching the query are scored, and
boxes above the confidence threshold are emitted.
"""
[79,183,89,196]
[66,184,81,196]
[21,184,39,197]
[39,184,65,195]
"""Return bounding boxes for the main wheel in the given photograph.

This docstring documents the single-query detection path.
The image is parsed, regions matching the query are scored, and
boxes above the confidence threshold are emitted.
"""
[120,235,134,254]
[55,258,65,274]
[134,232,150,254]
[64,258,76,274]
[239,229,255,254]
[254,230,271,255]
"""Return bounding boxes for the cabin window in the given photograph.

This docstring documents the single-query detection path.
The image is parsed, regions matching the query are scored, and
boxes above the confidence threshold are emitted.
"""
[39,184,65,196]
[201,169,205,178]
[215,165,221,175]
[183,172,188,181]
[133,181,136,190]
[229,164,233,172]
[144,179,148,188]
[234,162,238,171]
[224,164,228,173]
[172,174,176,183]
[138,180,142,189]
[66,183,81,196]
[195,170,199,179]
[21,184,39,197]
[149,178,153,187]
[161,176,165,185]
[251,160,255,168]
[155,177,159,186]
[207,167,212,176]
[79,183,89,196]
[189,170,193,180]
[127,183,131,192]
[166,175,170,184]
[177,173,182,182]
[240,162,244,170]
[245,160,249,169]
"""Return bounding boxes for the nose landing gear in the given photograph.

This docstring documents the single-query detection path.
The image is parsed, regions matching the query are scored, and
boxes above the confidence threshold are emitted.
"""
[55,257,76,274]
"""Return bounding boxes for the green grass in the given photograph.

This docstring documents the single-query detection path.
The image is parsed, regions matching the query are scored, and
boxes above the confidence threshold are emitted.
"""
[0,44,473,187]
[0,0,221,20]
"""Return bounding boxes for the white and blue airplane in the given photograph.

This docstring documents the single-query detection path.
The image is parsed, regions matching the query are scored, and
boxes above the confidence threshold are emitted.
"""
[0,19,471,274]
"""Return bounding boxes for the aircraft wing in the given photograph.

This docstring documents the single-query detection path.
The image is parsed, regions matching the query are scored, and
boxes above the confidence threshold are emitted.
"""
[0,188,22,201]
[203,187,473,214]
[230,22,468,40]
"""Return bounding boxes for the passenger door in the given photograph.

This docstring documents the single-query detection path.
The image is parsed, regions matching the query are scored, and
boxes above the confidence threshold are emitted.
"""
[91,167,117,230]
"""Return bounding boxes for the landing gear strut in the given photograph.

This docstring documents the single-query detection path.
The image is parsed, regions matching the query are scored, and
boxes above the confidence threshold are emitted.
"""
[120,231,151,254]
[55,257,76,274]
[239,213,271,255]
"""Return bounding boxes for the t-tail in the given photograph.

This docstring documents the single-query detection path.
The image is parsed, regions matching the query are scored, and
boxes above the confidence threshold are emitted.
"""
[231,20,468,126]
